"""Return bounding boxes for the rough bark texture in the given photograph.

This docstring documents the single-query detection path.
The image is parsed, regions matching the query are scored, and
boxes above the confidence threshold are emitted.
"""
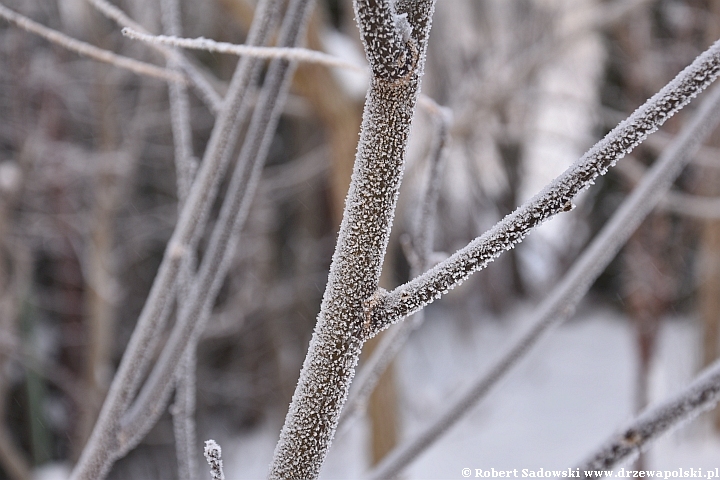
[269,1,436,477]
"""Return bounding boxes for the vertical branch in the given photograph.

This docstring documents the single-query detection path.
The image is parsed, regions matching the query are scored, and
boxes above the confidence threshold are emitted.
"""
[70,0,283,477]
[203,439,224,480]
[161,0,197,203]
[269,1,436,478]
[116,0,319,453]
[159,0,198,477]
[172,349,198,480]
[339,98,451,430]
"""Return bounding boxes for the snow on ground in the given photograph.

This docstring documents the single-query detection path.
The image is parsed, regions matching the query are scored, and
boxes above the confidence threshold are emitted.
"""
[201,304,720,478]
[396,305,709,479]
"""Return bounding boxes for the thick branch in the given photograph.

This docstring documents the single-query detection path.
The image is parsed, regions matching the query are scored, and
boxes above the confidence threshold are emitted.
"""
[339,98,450,429]
[366,38,720,338]
[269,1,436,478]
[354,0,417,80]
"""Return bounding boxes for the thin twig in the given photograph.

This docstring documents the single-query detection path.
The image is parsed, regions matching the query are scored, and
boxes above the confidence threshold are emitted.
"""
[122,28,366,72]
[70,0,283,477]
[171,350,198,480]
[85,0,222,113]
[576,357,720,473]
[160,0,196,210]
[0,3,184,84]
[367,80,720,480]
[365,38,720,338]
[159,0,199,477]
[118,0,316,452]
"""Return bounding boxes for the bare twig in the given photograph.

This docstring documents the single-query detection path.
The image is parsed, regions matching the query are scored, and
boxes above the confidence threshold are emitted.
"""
[0,3,184,84]
[122,28,366,72]
[160,0,196,212]
[117,0,317,453]
[576,357,720,473]
[171,350,198,480]
[85,0,222,113]
[368,79,720,480]
[70,0,283,477]
[159,0,199,477]
[365,38,720,337]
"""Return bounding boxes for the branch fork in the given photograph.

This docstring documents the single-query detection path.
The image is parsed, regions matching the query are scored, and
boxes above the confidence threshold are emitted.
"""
[354,0,421,81]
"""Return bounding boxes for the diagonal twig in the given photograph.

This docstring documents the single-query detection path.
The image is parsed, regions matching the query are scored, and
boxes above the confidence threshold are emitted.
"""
[122,28,366,72]
[0,3,184,84]
[85,0,222,113]
[365,38,720,339]
[368,73,720,480]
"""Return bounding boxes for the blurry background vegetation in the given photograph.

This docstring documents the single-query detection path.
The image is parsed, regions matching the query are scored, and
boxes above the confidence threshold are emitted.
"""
[0,0,719,477]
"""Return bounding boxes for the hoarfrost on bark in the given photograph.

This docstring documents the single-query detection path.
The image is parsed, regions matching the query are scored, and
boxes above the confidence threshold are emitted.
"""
[269,1,436,478]
[364,37,720,338]
[368,81,720,480]
[204,439,225,480]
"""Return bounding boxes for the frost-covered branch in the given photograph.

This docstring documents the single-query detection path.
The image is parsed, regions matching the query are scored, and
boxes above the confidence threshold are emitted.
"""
[122,28,365,72]
[354,0,418,80]
[0,3,184,84]
[268,1,436,478]
[204,440,225,480]
[85,0,222,113]
[576,357,720,473]
[339,97,451,430]
[367,79,720,480]
[365,38,720,338]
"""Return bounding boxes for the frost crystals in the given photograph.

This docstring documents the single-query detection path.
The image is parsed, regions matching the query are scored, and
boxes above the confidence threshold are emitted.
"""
[203,439,224,480]
[363,37,720,337]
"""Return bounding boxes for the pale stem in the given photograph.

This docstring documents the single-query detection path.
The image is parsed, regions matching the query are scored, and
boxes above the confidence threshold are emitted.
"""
[0,3,184,84]
[85,0,222,112]
[70,0,282,477]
